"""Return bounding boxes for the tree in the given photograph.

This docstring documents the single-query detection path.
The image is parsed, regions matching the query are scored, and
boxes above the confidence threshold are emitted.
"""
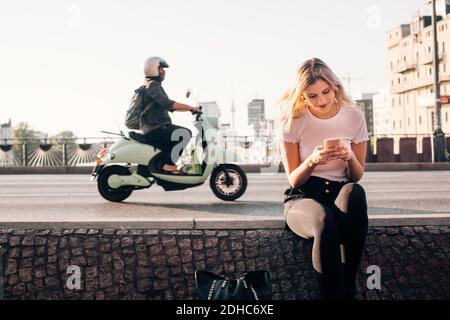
[13,122,37,140]
[50,130,77,146]
[50,130,77,141]
[50,130,78,157]
[12,122,40,165]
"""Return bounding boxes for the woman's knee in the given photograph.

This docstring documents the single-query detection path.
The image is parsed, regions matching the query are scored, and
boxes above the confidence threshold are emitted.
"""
[339,183,366,206]
[342,182,365,196]
[286,207,326,239]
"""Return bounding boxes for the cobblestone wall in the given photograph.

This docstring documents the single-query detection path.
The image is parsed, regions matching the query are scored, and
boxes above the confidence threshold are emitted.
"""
[0,226,448,300]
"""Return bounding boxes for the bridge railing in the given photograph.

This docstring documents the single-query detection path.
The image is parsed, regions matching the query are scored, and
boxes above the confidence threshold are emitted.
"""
[0,133,449,167]
[0,137,118,167]
[0,134,281,167]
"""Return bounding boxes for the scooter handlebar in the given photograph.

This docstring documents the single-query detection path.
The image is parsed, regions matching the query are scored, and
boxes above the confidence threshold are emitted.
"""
[191,106,203,121]
[190,106,202,114]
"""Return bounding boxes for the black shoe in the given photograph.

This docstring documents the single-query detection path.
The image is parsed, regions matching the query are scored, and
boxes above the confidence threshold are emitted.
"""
[342,288,356,300]
[312,268,341,300]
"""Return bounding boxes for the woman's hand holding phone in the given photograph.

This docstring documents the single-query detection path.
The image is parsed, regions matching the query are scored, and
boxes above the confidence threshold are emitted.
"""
[307,145,339,167]
[331,146,354,161]
[307,138,354,167]
[323,138,354,162]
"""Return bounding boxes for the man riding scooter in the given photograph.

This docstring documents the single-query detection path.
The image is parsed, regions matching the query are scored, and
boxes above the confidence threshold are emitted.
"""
[134,56,202,174]
[92,56,248,202]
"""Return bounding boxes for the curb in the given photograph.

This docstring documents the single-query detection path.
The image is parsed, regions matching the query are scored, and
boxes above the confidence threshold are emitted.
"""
[1,214,449,230]
[1,162,450,174]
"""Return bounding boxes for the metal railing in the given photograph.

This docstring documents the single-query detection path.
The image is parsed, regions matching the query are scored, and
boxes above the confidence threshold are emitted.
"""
[0,133,448,167]
[0,137,117,167]
[0,135,281,167]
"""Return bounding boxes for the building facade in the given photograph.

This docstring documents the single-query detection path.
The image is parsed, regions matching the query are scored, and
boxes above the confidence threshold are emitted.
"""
[248,99,265,126]
[198,101,221,119]
[353,93,376,136]
[387,3,450,137]
[372,87,392,136]
[247,99,265,136]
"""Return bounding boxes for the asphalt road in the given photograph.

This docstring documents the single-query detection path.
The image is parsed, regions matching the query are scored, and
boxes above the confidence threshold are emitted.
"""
[0,171,449,227]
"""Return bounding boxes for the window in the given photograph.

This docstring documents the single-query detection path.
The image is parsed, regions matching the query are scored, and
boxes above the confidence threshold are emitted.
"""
[400,120,402,129]
[393,121,396,129]
[392,98,395,107]
[446,112,448,123]
[408,117,410,126]
[430,67,432,75]
[419,116,422,125]
[399,97,402,106]
[429,46,431,53]
[398,78,401,84]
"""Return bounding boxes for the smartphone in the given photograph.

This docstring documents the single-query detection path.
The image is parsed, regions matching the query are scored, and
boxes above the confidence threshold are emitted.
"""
[324,137,341,149]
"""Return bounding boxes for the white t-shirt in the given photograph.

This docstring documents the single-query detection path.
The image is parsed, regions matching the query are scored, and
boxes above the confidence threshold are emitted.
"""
[280,105,369,182]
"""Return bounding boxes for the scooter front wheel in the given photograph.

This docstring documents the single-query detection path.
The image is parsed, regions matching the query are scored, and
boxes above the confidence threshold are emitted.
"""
[210,164,247,201]
[97,165,133,202]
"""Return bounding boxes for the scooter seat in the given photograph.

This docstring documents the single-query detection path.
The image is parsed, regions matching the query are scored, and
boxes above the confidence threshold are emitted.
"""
[128,131,148,144]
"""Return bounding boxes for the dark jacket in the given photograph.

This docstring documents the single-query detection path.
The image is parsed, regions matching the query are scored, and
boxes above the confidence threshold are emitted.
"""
[140,79,176,134]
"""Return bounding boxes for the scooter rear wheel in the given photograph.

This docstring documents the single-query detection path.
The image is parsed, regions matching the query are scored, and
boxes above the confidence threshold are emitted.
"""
[210,164,247,201]
[97,165,133,202]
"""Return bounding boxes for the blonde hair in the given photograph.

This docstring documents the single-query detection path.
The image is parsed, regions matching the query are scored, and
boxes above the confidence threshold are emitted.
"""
[278,58,355,133]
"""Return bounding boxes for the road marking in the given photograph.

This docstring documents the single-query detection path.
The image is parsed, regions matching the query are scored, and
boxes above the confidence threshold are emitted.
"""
[0,194,98,197]
[367,189,450,192]
[0,182,91,185]
[369,213,450,219]
[2,188,450,197]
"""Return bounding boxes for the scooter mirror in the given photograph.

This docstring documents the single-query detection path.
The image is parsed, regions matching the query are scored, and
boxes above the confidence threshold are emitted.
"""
[186,89,192,98]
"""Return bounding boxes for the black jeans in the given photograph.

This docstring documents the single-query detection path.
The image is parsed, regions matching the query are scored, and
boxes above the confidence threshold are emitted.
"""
[284,176,368,300]
[143,124,192,166]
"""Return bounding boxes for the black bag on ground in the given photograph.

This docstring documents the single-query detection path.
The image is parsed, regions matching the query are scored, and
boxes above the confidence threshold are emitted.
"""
[195,270,272,300]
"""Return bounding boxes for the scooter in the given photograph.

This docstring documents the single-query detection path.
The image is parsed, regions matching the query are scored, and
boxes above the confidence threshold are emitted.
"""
[90,108,247,202]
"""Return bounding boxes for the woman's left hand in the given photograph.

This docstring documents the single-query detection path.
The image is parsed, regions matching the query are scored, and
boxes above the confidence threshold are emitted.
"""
[330,146,354,162]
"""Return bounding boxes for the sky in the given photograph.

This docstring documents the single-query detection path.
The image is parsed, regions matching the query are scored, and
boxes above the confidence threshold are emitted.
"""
[0,0,430,137]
